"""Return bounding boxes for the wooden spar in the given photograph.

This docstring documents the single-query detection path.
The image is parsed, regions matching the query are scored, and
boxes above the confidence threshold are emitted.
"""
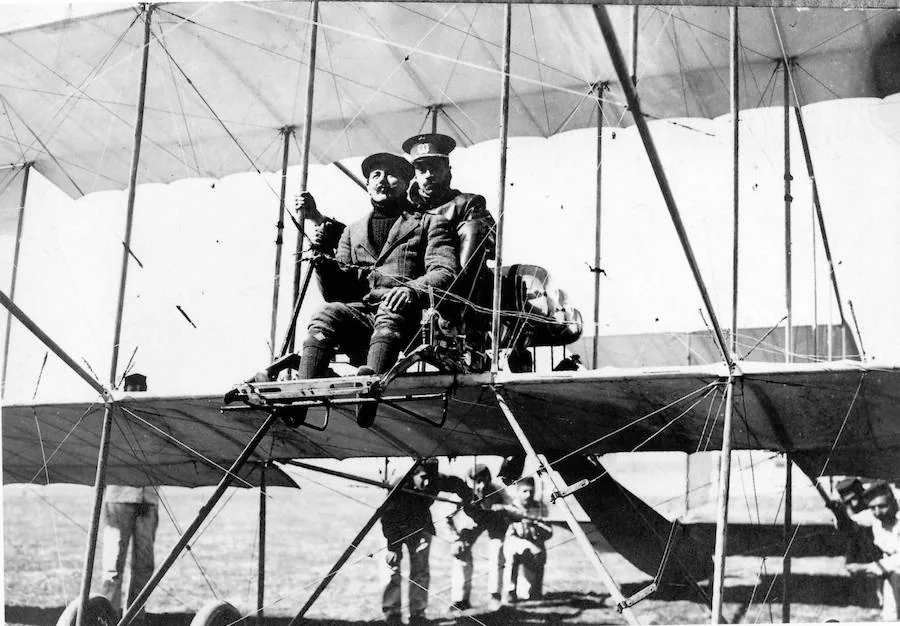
[1,163,30,395]
[288,460,425,625]
[269,127,293,361]
[592,84,604,369]
[257,463,267,626]
[0,290,110,399]
[783,451,793,622]
[711,379,735,624]
[792,108,851,358]
[629,6,639,85]
[332,160,366,191]
[290,0,319,353]
[118,413,280,626]
[431,104,439,134]
[783,61,793,363]
[592,5,733,369]
[79,6,153,626]
[490,3,512,374]
[494,391,640,625]
[730,7,739,355]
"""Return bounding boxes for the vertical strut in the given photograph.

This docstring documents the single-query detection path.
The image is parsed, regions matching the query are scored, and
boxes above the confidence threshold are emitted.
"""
[783,61,793,363]
[730,7,739,356]
[1,162,30,396]
[592,84,604,369]
[79,6,154,626]
[490,4,512,373]
[494,390,640,625]
[783,451,792,622]
[290,0,319,353]
[270,127,293,361]
[711,379,736,624]
[257,463,267,626]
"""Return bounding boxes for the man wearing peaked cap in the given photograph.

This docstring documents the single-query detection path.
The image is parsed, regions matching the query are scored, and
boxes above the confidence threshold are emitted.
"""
[267,151,457,429]
[402,134,497,360]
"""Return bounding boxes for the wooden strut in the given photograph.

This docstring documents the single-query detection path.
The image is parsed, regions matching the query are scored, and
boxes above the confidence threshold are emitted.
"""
[270,127,294,361]
[1,163,30,396]
[288,459,426,625]
[489,3,512,374]
[783,60,793,364]
[711,379,735,624]
[257,462,267,626]
[494,390,640,626]
[117,413,281,626]
[592,83,605,369]
[79,6,154,626]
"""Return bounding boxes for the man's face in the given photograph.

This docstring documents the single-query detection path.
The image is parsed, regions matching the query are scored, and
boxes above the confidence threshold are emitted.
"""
[517,483,536,506]
[413,157,451,198]
[367,167,408,203]
[868,493,898,522]
[411,469,432,491]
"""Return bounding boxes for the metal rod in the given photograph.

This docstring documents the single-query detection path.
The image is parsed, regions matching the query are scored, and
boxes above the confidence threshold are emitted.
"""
[730,8,739,356]
[592,5,733,369]
[290,0,319,353]
[494,390,640,625]
[76,405,116,626]
[431,104,439,134]
[783,451,792,622]
[783,61,792,364]
[288,460,424,624]
[592,85,604,369]
[257,463,267,626]
[0,290,110,399]
[490,3,512,374]
[1,163,30,395]
[109,3,153,388]
[118,413,280,626]
[792,108,850,353]
[711,379,735,624]
[279,263,314,359]
[270,128,293,361]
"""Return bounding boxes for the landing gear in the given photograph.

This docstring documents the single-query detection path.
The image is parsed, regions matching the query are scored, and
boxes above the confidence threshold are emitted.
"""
[189,600,242,626]
[56,596,117,626]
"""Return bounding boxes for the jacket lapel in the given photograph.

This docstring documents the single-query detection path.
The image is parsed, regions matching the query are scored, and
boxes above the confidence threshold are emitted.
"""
[352,217,380,262]
[375,212,420,265]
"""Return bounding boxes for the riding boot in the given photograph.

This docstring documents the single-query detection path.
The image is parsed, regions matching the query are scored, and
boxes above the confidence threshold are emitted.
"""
[356,337,400,428]
[280,336,334,427]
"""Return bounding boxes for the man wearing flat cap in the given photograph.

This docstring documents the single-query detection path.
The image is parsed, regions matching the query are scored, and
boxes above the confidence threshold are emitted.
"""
[845,480,900,619]
[402,134,497,353]
[288,152,457,428]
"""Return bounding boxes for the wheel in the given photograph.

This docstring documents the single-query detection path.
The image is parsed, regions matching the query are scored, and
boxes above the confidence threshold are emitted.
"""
[190,600,243,626]
[56,595,118,626]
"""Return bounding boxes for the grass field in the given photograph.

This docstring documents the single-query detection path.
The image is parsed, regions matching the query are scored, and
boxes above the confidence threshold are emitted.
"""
[3,460,883,625]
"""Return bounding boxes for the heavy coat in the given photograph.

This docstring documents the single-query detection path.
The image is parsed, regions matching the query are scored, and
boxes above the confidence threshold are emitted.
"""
[316,207,458,305]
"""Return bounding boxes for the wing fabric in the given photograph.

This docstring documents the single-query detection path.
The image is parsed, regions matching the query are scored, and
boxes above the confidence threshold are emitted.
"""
[4,361,898,487]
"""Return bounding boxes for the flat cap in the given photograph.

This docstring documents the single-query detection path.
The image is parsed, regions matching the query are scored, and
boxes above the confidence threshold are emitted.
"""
[361,152,415,181]
[402,133,457,161]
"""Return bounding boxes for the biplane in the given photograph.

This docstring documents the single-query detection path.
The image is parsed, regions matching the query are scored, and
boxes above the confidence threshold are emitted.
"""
[2,1,900,625]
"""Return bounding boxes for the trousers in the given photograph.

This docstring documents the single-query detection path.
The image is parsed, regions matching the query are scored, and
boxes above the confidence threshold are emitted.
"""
[503,536,546,599]
[382,531,432,619]
[99,502,159,614]
[451,527,505,603]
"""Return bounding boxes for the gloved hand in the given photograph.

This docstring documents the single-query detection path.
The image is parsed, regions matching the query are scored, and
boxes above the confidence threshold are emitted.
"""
[385,550,401,568]
[294,191,324,223]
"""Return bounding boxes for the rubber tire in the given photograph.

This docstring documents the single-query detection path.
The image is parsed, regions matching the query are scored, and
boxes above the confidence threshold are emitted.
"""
[56,595,118,626]
[190,600,242,626]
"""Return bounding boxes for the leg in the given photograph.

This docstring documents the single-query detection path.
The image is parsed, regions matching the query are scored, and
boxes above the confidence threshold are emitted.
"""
[486,531,506,600]
[520,545,547,600]
[407,531,432,621]
[451,545,473,606]
[502,538,522,601]
[381,546,404,622]
[125,504,159,615]
[98,503,137,614]
[882,573,900,621]
[299,303,373,379]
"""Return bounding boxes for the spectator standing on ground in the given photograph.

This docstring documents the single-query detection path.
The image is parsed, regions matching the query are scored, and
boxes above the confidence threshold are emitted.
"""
[503,476,553,603]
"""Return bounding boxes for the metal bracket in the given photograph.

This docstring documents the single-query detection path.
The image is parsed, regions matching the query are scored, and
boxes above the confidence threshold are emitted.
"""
[616,582,657,612]
[550,478,589,503]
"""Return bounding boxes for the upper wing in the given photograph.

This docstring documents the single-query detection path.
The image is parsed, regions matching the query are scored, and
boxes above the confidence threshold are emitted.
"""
[5,360,898,487]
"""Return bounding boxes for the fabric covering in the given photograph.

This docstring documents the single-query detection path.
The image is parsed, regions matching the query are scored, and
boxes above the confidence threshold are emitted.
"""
[4,360,899,487]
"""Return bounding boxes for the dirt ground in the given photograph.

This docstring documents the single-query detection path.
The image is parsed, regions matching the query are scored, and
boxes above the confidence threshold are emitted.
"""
[2,472,882,625]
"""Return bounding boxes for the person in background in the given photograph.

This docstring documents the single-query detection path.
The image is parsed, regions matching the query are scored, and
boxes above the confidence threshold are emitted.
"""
[380,458,470,626]
[99,373,158,622]
[845,480,900,620]
[502,476,553,603]
[449,464,515,611]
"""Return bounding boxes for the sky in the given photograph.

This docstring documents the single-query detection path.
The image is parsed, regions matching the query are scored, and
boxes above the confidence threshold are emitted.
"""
[3,94,900,403]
